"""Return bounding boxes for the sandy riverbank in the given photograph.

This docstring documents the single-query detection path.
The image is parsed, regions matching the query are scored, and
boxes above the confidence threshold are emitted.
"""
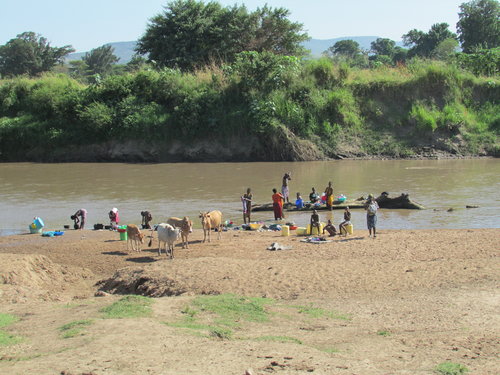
[0,228,498,374]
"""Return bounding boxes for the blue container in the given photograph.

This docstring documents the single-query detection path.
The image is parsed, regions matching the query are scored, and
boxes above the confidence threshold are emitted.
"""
[34,217,44,229]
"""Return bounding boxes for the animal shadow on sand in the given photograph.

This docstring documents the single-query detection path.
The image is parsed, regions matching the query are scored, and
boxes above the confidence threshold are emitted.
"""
[104,239,121,243]
[126,256,158,263]
[102,251,128,256]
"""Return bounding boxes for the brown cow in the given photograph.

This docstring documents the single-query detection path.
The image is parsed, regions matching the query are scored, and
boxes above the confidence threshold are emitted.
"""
[199,210,222,243]
[126,224,145,252]
[167,216,193,249]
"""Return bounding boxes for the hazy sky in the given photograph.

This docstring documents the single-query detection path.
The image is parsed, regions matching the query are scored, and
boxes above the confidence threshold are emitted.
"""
[1,0,466,52]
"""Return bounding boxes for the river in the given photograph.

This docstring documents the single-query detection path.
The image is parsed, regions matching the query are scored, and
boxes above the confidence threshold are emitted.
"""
[0,159,499,235]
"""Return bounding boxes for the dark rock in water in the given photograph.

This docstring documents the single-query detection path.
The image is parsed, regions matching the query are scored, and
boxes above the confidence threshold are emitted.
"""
[447,208,454,212]
[466,205,479,208]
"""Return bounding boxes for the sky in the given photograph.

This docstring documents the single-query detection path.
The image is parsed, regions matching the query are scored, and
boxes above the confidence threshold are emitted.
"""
[1,0,466,52]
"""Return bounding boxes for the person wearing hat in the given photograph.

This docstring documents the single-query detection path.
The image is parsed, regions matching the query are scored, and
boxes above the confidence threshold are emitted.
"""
[109,207,120,230]
[365,194,379,237]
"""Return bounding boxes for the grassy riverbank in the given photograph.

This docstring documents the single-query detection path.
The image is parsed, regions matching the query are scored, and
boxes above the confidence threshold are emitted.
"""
[0,56,498,161]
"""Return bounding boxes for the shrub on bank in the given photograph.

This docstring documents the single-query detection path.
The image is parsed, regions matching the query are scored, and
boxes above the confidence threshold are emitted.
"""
[0,57,498,160]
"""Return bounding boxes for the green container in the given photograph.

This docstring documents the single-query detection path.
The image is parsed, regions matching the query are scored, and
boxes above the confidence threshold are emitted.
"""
[119,231,128,241]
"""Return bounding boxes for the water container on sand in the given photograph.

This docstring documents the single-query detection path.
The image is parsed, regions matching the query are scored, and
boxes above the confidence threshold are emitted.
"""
[281,225,290,236]
[307,223,324,235]
[341,223,354,235]
[296,227,307,236]
[34,217,44,229]
[119,231,128,241]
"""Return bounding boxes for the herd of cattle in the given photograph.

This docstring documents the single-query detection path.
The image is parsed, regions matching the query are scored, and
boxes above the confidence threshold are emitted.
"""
[125,210,223,259]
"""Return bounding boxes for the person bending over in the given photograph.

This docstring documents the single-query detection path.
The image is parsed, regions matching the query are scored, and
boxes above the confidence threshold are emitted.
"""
[323,219,337,237]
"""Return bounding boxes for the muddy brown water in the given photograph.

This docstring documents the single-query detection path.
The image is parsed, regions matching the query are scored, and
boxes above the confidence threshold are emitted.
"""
[0,159,499,235]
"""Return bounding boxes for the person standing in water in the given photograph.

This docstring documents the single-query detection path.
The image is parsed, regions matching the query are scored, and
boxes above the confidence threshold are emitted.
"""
[241,188,253,224]
[281,172,292,204]
[324,181,334,210]
[272,188,285,220]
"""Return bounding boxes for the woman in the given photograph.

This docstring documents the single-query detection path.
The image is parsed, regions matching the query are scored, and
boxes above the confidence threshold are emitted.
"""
[272,188,284,220]
[109,207,120,230]
[71,208,87,230]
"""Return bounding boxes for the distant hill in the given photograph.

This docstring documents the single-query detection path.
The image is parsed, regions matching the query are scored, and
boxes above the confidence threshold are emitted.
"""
[66,41,138,63]
[66,37,403,64]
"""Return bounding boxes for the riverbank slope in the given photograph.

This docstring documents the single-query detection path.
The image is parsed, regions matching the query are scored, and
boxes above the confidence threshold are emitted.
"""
[0,59,498,162]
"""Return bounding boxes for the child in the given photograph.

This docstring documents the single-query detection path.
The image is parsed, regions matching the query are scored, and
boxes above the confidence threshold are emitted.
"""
[339,207,351,236]
[323,219,337,237]
[295,192,304,209]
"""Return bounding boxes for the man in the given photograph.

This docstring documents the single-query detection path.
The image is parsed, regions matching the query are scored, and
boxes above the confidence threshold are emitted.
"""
[281,172,292,204]
[310,209,321,234]
[324,181,334,210]
[365,194,379,238]
[323,219,337,237]
[241,188,252,224]
[339,206,351,236]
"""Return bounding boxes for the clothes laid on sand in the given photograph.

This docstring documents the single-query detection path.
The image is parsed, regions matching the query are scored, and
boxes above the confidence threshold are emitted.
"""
[300,237,332,244]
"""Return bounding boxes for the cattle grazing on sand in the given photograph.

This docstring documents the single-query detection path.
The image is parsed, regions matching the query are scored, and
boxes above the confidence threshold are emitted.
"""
[150,223,180,258]
[126,224,145,252]
[199,210,223,243]
[167,216,193,249]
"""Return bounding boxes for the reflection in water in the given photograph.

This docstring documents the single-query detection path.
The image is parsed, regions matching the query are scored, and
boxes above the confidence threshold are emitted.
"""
[0,159,499,235]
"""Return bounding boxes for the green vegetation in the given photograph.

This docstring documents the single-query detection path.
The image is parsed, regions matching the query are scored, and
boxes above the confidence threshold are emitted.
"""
[0,1,498,161]
[0,313,21,346]
[0,331,22,346]
[58,319,93,339]
[376,330,391,336]
[0,58,497,161]
[0,313,18,328]
[435,361,469,375]
[100,295,154,319]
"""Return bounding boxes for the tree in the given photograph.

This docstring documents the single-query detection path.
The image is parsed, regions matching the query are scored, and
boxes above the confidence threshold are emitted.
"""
[370,38,396,57]
[82,45,120,76]
[136,0,308,71]
[403,23,457,58]
[432,38,459,60]
[457,0,500,53]
[0,32,74,77]
[326,39,362,59]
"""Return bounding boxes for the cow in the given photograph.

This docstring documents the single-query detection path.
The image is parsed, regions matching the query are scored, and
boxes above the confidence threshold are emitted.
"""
[151,223,180,258]
[167,216,193,249]
[126,224,145,252]
[199,210,223,243]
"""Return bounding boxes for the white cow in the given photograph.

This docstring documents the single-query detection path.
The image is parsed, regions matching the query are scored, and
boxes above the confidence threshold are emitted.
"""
[153,223,180,258]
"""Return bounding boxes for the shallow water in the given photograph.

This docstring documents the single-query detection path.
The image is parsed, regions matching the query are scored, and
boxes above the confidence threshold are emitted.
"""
[0,159,499,235]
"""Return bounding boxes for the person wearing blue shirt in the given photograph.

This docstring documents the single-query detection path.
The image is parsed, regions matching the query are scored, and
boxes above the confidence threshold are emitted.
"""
[295,192,304,209]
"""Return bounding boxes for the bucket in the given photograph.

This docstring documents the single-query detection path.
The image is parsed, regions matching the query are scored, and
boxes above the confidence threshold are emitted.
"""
[119,231,128,241]
[296,227,307,236]
[281,225,290,236]
[34,217,44,229]
[307,223,324,235]
[29,226,42,234]
[341,223,354,235]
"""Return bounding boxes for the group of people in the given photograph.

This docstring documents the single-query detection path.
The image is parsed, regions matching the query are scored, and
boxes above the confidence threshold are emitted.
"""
[70,208,154,231]
[241,172,380,237]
